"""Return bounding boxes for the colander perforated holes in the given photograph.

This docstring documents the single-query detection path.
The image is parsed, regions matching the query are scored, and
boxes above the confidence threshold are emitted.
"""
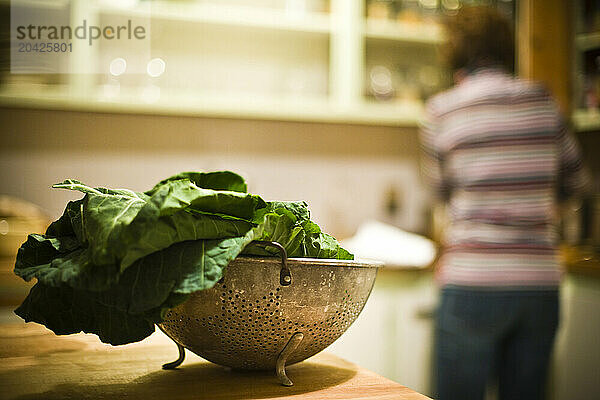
[158,262,377,370]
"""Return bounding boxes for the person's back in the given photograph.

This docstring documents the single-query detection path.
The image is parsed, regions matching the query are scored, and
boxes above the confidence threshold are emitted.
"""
[422,68,586,288]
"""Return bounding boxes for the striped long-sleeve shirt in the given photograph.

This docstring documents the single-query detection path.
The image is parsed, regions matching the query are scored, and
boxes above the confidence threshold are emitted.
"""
[420,68,589,289]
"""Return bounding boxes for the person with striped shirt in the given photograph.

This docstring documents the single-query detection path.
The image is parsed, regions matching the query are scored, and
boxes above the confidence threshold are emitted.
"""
[420,6,589,400]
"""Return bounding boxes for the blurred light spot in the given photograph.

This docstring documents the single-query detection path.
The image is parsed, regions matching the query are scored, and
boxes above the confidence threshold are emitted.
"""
[147,58,166,78]
[370,66,393,96]
[109,58,127,76]
[0,220,8,235]
[442,0,461,11]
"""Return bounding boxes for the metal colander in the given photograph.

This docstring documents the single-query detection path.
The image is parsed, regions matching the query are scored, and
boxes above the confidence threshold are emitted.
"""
[158,241,380,386]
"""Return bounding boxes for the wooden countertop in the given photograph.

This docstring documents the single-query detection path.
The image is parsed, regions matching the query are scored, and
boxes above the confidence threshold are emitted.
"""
[561,245,600,279]
[0,311,431,400]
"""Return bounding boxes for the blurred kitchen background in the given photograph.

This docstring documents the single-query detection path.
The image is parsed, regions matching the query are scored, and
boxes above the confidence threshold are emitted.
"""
[0,1,599,399]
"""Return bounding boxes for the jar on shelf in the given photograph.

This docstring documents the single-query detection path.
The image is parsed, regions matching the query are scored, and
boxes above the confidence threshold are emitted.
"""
[440,0,461,16]
[368,65,395,101]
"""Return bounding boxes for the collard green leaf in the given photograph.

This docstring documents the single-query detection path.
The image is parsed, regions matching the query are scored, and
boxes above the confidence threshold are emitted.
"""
[304,230,347,259]
[53,179,148,199]
[15,283,155,345]
[117,179,261,270]
[14,235,117,291]
[118,211,253,271]
[53,178,263,271]
[106,237,251,315]
[143,178,262,218]
[15,234,80,275]
[242,205,352,260]
[173,236,256,295]
[45,200,78,237]
[146,171,248,195]
[257,209,305,257]
[15,236,254,345]
[81,192,147,267]
[252,200,310,225]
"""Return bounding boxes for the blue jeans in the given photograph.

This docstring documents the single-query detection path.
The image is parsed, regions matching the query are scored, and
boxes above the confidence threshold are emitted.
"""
[434,288,559,400]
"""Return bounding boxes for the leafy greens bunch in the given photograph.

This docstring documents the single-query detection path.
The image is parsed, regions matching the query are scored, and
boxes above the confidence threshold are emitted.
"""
[14,171,352,345]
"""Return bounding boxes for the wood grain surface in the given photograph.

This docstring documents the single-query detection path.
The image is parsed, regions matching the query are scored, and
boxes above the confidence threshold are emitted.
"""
[0,311,431,400]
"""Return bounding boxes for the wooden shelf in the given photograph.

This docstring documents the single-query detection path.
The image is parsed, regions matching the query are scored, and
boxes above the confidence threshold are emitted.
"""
[364,19,443,45]
[561,245,600,279]
[98,2,331,35]
[0,86,424,127]
[572,109,600,131]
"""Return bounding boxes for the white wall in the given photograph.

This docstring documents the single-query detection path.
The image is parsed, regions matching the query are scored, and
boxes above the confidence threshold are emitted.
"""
[0,107,429,238]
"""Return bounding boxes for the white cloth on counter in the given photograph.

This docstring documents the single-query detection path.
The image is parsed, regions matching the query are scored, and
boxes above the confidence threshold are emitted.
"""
[341,220,437,269]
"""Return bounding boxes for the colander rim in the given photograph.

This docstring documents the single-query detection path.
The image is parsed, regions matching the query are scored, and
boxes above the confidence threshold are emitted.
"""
[233,255,383,269]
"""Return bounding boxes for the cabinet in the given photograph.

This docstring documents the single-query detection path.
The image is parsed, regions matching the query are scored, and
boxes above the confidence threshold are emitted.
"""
[3,0,520,126]
[552,273,600,400]
[572,1,600,131]
[1,0,451,126]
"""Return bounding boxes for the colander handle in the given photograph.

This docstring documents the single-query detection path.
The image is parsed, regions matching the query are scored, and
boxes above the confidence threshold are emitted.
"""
[249,240,292,286]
